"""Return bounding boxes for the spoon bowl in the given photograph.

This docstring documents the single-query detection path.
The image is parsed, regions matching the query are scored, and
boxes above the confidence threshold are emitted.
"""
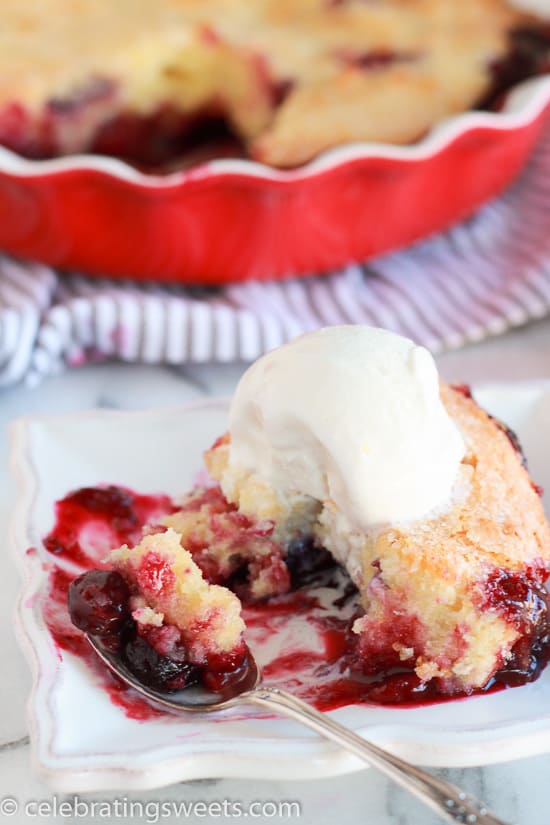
[87,634,261,713]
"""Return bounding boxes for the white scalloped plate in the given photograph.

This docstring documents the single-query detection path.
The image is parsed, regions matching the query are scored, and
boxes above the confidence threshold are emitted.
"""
[9,384,550,791]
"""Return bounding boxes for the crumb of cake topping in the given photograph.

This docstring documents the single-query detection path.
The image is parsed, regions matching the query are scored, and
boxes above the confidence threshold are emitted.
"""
[414,660,441,683]
[392,643,415,662]
[131,603,164,627]
[108,528,245,666]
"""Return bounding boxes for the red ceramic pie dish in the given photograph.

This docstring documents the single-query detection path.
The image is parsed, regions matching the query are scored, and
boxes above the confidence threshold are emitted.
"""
[0,77,549,286]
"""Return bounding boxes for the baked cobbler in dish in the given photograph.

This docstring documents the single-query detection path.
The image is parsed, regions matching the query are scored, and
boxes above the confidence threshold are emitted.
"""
[67,327,550,702]
[2,1,549,168]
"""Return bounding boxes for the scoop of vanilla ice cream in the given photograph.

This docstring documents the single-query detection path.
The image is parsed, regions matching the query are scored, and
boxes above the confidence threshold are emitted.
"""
[225,326,465,531]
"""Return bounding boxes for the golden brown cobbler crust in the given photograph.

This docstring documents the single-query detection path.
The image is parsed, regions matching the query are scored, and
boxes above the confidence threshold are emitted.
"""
[0,0,541,165]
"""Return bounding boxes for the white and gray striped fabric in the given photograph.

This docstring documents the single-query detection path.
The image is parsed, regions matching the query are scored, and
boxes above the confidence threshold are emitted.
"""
[1,123,550,388]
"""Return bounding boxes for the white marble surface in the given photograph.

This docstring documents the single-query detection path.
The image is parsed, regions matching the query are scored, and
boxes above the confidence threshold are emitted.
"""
[2,319,550,824]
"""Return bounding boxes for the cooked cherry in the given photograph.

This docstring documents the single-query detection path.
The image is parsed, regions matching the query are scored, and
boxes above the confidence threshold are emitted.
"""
[201,653,251,694]
[68,569,131,637]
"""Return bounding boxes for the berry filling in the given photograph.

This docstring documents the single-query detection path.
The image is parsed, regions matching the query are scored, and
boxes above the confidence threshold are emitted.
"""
[90,107,244,171]
[54,393,549,713]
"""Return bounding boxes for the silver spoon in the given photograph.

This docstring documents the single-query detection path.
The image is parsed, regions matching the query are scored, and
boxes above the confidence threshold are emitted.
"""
[88,635,511,825]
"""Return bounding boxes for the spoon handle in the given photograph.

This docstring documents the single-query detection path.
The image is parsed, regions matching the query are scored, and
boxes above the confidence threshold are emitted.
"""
[245,686,511,825]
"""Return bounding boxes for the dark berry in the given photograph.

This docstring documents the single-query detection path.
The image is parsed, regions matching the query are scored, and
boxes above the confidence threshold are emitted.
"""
[68,569,131,636]
[285,536,336,588]
[122,635,199,691]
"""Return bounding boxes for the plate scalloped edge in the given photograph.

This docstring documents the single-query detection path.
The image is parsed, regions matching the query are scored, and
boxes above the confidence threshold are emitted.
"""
[9,390,550,791]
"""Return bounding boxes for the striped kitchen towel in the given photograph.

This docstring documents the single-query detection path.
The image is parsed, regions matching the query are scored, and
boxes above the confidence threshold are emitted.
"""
[1,123,550,388]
